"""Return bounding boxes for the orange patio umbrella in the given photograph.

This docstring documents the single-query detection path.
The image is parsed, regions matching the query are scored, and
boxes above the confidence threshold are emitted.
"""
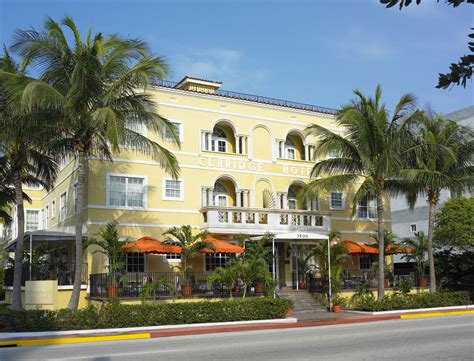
[339,240,379,255]
[385,243,413,255]
[119,236,182,254]
[200,237,245,254]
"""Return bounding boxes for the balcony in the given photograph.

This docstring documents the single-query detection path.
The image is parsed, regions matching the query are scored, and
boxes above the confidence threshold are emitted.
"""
[200,206,330,234]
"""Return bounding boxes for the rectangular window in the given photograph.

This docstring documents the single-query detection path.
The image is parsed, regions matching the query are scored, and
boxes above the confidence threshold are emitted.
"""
[410,224,417,233]
[288,199,297,210]
[165,253,181,261]
[125,119,147,136]
[51,200,56,218]
[205,253,232,272]
[59,192,67,221]
[216,140,226,153]
[330,192,344,209]
[42,206,49,229]
[26,210,39,232]
[359,254,377,270]
[126,252,145,273]
[163,179,183,200]
[287,148,296,160]
[108,175,145,208]
[164,122,181,141]
[73,183,78,214]
[357,198,377,219]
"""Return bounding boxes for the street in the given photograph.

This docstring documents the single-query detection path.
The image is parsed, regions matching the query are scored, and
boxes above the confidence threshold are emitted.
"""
[1,315,473,361]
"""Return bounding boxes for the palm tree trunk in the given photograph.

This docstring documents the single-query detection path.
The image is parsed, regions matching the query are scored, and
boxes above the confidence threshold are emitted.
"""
[427,193,438,292]
[376,191,385,301]
[68,150,86,310]
[11,176,25,310]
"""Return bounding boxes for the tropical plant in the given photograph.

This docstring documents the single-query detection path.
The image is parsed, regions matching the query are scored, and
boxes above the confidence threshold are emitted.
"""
[9,16,181,309]
[396,110,474,291]
[401,231,428,282]
[0,48,58,309]
[244,232,274,262]
[140,278,177,304]
[302,85,416,300]
[163,225,214,282]
[85,222,129,287]
[208,260,240,299]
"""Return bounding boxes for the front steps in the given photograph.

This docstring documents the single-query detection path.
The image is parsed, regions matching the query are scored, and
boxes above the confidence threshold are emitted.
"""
[276,288,326,319]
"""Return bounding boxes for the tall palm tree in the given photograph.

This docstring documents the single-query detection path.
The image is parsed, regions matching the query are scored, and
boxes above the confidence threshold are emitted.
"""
[0,48,57,309]
[163,225,214,281]
[302,85,416,300]
[396,111,474,292]
[10,17,181,309]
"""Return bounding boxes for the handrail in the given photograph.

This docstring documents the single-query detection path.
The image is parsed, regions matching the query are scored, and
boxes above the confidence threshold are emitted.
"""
[154,80,338,115]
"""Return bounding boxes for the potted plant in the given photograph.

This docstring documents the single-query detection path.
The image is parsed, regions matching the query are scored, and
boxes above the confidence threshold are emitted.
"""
[208,259,240,298]
[402,231,428,287]
[330,266,344,313]
[163,225,215,296]
[242,232,275,294]
[86,222,129,298]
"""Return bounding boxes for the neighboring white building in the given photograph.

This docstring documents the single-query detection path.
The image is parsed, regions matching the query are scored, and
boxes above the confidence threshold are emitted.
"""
[391,106,474,248]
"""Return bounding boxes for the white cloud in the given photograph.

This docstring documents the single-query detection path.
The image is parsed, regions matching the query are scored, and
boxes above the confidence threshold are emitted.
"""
[171,48,267,90]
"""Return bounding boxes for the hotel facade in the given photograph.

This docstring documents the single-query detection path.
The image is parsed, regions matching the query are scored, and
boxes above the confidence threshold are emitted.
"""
[5,77,391,308]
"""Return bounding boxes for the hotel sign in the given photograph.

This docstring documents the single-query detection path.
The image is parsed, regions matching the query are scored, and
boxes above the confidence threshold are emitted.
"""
[198,156,312,176]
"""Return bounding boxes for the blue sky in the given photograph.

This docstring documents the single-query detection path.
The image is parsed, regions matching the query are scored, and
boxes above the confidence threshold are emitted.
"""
[1,0,472,113]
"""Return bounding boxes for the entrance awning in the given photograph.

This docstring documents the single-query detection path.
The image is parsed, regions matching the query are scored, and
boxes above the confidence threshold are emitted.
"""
[273,232,329,241]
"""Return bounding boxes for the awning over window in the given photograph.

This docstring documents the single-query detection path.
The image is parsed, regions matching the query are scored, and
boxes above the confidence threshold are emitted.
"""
[119,236,182,254]
[201,237,244,254]
[340,240,378,255]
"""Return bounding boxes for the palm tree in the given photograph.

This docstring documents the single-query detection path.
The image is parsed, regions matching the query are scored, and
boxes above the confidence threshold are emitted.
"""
[0,48,57,309]
[396,111,474,292]
[302,85,416,300]
[10,16,181,309]
[401,231,428,286]
[163,225,214,282]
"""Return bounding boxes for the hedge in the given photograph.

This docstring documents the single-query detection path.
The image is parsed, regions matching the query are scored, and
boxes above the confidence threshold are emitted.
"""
[349,291,470,312]
[0,297,293,332]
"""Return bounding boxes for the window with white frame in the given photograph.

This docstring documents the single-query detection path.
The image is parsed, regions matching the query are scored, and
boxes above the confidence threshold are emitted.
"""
[164,121,182,141]
[410,224,417,233]
[26,210,40,232]
[330,192,344,209]
[126,252,145,272]
[213,182,228,207]
[163,179,183,200]
[108,175,145,208]
[287,188,297,210]
[212,127,227,152]
[59,192,67,221]
[205,253,232,272]
[51,200,56,218]
[284,138,296,160]
[73,183,78,214]
[165,253,181,261]
[356,197,377,219]
[125,118,147,136]
[328,149,338,158]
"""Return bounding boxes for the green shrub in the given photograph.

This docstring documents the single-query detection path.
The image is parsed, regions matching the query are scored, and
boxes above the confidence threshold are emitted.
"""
[0,297,293,332]
[350,291,470,312]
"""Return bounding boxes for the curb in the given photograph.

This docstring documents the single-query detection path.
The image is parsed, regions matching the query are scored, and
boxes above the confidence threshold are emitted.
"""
[400,310,474,319]
[346,305,474,316]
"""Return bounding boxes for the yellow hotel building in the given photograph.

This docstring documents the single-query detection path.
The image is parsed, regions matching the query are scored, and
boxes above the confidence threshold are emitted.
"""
[5,77,391,308]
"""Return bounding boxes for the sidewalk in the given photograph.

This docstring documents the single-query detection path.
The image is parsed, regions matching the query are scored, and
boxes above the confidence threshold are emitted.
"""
[1,308,472,347]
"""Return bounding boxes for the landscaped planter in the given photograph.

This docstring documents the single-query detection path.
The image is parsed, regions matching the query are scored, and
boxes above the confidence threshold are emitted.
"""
[418,277,428,287]
[107,285,118,298]
[255,283,265,294]
[181,283,193,296]
[331,305,341,313]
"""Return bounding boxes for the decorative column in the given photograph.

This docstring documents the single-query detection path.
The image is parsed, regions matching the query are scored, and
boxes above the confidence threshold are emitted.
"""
[282,193,288,209]
[304,144,309,161]
[236,136,240,154]
[201,132,206,151]
[236,191,242,207]
[206,132,212,151]
[201,187,208,207]
[207,187,214,206]
[242,190,249,208]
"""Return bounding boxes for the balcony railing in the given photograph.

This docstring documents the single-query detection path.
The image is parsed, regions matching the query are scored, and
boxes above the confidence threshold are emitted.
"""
[89,271,261,299]
[3,262,88,286]
[201,206,330,233]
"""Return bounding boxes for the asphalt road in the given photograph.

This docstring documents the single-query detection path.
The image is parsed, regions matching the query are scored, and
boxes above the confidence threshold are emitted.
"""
[1,315,473,361]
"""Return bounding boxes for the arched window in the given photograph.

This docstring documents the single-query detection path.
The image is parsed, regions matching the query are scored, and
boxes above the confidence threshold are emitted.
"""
[212,127,227,152]
[214,182,228,206]
[284,138,296,160]
[287,188,297,210]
